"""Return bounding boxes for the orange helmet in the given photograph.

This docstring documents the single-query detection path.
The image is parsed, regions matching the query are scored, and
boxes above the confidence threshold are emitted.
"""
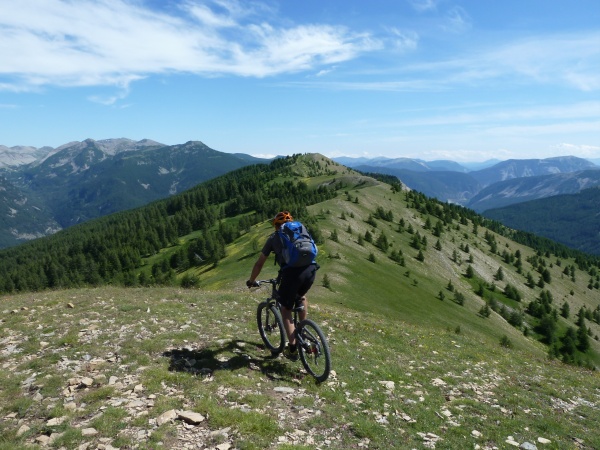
[272,211,293,227]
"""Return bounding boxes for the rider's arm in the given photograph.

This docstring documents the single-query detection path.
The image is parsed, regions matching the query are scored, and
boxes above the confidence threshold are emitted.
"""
[248,252,268,285]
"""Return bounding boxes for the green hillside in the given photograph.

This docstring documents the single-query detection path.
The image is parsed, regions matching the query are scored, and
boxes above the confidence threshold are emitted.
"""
[1,154,600,448]
[484,186,600,255]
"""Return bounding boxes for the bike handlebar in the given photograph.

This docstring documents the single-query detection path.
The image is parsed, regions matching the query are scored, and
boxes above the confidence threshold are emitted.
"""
[246,279,278,288]
[255,279,278,286]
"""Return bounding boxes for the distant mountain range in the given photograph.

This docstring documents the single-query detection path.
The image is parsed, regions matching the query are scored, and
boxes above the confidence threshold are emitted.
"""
[0,144,54,168]
[2,140,599,254]
[336,156,600,209]
[335,155,600,254]
[333,156,472,173]
[0,138,268,248]
[468,169,600,212]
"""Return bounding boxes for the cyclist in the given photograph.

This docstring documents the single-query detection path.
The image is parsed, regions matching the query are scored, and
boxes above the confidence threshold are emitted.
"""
[247,211,318,361]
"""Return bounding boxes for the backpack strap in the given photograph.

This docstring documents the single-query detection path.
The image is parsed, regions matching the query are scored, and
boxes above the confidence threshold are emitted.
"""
[274,230,285,267]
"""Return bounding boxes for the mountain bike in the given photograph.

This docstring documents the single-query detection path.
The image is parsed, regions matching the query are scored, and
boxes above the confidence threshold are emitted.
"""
[253,278,331,382]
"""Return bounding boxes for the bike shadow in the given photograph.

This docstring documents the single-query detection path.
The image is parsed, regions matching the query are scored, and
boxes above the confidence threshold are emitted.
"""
[162,339,300,381]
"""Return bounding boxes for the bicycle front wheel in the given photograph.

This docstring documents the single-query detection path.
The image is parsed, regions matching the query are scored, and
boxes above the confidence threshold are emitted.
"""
[297,319,331,382]
[256,301,285,355]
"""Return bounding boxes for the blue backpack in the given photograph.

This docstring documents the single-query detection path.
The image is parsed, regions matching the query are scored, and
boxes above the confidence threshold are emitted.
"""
[277,221,318,269]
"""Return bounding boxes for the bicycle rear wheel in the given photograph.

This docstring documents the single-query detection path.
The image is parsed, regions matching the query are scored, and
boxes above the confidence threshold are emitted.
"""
[256,301,285,355]
[297,319,331,382]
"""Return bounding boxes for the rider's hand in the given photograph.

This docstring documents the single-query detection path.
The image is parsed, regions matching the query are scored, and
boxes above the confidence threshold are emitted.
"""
[246,280,257,288]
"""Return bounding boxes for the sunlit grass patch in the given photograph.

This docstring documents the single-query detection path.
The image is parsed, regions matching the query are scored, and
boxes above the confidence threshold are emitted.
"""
[91,406,128,436]
[80,386,116,407]
[48,426,83,449]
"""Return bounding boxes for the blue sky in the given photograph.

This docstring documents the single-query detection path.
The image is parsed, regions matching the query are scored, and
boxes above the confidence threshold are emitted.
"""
[1,0,599,162]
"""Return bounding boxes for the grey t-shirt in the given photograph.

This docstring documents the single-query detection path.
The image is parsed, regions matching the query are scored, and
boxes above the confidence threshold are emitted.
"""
[261,233,284,267]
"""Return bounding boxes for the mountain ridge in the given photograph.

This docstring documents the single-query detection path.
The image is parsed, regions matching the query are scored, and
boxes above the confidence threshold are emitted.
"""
[1,141,599,256]
[468,169,600,212]
[0,139,269,248]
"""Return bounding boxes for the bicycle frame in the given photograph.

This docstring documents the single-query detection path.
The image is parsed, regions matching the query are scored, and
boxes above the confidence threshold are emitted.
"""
[259,278,304,330]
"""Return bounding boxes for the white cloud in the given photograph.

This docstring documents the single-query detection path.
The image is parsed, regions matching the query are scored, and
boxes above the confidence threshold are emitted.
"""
[387,28,419,52]
[288,31,600,93]
[250,153,277,159]
[408,0,438,13]
[184,2,238,28]
[442,6,471,34]
[0,0,377,91]
[316,67,336,77]
[551,143,600,158]
[484,32,600,91]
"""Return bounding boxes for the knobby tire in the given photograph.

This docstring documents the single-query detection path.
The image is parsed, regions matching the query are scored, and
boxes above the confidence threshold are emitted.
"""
[297,319,331,382]
[256,301,285,355]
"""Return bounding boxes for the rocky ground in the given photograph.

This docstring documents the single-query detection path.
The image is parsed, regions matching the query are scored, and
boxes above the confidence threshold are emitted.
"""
[1,287,599,449]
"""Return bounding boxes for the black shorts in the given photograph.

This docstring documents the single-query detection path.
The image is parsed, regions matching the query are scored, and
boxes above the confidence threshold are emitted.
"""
[278,264,317,310]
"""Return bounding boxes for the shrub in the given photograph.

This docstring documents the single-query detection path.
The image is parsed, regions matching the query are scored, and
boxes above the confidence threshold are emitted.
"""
[323,273,331,290]
[181,273,200,288]
[500,335,513,348]
[479,303,491,318]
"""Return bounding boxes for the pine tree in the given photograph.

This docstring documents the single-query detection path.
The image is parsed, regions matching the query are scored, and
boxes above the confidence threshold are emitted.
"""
[577,322,590,352]
[495,266,504,281]
[465,265,475,278]
[560,327,577,357]
[560,301,570,318]
[376,233,389,252]
[330,229,339,243]
[479,303,491,318]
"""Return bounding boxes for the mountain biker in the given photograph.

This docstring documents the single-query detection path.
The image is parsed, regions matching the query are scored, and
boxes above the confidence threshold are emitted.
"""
[246,211,318,361]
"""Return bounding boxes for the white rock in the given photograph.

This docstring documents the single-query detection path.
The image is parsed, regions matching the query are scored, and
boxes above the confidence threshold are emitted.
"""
[127,400,146,408]
[82,428,98,436]
[274,386,295,394]
[156,409,178,426]
[36,435,51,445]
[80,377,94,387]
[471,430,482,438]
[401,414,416,423]
[93,374,107,385]
[177,410,205,425]
[379,380,395,390]
[520,443,537,450]
[537,437,551,444]
[64,402,77,411]
[16,424,30,436]
[47,416,66,426]
[432,378,446,386]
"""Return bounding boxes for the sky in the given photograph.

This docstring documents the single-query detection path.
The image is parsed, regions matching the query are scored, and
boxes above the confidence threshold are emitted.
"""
[1,0,599,162]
